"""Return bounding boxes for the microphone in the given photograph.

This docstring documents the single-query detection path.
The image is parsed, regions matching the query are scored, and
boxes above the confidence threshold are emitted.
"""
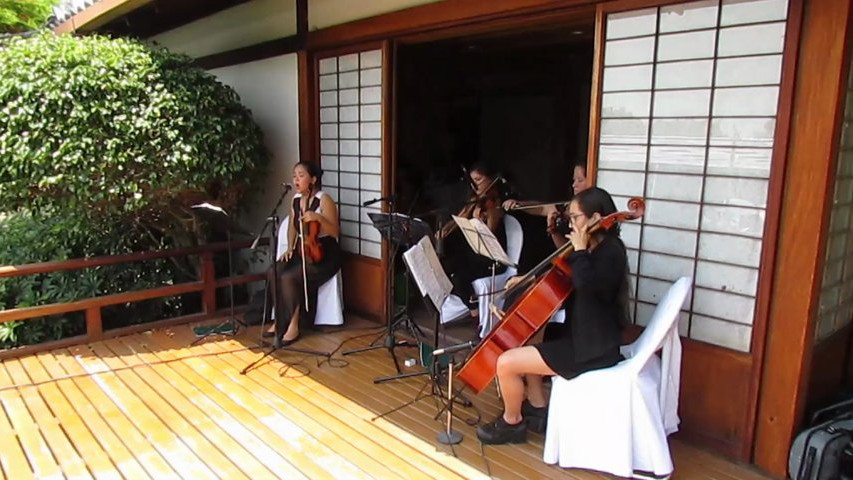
[281,183,293,192]
[432,341,475,356]
[363,195,396,206]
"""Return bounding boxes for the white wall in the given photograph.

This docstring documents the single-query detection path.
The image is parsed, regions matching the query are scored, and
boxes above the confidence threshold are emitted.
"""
[308,0,443,30]
[209,54,301,274]
[151,0,297,58]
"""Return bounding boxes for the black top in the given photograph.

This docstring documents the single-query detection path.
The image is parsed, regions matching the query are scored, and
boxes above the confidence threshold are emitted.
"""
[536,234,628,379]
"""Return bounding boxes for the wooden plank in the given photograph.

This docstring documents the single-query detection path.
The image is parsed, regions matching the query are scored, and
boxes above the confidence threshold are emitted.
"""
[53,0,153,33]
[142,329,456,480]
[0,363,35,480]
[31,353,152,480]
[48,349,181,479]
[0,239,254,279]
[0,363,63,479]
[180,328,588,480]
[82,341,250,480]
[125,335,379,480]
[0,281,204,324]
[96,336,290,479]
[4,360,93,479]
[0,324,776,480]
[306,0,596,50]
[92,336,343,480]
[342,255,385,321]
[745,0,806,461]
[16,355,122,480]
[755,0,853,475]
[125,333,408,480]
[65,344,223,479]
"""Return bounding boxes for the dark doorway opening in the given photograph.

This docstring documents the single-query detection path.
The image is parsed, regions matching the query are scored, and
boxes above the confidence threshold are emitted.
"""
[395,25,595,274]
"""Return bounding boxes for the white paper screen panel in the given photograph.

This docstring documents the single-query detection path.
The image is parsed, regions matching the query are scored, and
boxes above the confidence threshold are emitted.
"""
[597,0,789,352]
[816,53,853,343]
[318,49,383,259]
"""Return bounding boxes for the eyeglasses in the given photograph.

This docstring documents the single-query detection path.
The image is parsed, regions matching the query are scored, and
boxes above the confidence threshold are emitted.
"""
[568,213,585,220]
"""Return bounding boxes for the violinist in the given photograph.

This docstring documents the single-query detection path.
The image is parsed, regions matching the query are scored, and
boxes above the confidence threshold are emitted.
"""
[264,161,341,345]
[476,187,631,445]
[502,163,590,250]
[437,163,510,319]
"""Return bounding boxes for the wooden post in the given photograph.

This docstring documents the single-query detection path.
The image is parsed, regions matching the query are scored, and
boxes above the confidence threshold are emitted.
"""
[85,306,102,341]
[755,0,853,475]
[201,251,216,315]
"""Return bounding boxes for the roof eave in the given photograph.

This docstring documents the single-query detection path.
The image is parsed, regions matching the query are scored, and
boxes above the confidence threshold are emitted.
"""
[53,0,154,34]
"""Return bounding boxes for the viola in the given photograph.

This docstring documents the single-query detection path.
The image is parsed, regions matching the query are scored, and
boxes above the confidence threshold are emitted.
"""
[455,197,645,394]
[437,175,505,239]
[298,191,324,263]
[302,217,323,262]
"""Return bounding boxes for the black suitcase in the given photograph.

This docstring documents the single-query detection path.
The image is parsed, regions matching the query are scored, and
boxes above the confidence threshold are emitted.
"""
[789,417,853,480]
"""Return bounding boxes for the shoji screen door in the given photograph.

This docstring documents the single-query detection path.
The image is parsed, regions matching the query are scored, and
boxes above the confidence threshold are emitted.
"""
[592,0,789,353]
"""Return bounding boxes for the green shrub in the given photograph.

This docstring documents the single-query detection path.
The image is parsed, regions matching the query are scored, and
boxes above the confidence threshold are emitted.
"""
[0,33,268,225]
[0,210,192,349]
[0,33,271,348]
[0,0,57,34]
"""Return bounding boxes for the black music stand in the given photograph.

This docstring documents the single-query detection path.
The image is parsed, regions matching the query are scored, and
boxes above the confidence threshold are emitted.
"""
[342,210,432,383]
[240,186,330,375]
[371,237,476,444]
[190,203,253,343]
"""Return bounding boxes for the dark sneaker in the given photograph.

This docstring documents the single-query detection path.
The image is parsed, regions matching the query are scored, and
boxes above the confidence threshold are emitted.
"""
[476,416,527,444]
[521,400,548,433]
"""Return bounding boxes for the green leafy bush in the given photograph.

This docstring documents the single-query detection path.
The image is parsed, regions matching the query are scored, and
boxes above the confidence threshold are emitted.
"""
[0,0,57,34]
[0,33,270,348]
[0,33,268,223]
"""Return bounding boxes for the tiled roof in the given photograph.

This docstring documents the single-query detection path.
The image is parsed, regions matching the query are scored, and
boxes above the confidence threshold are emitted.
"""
[49,0,100,27]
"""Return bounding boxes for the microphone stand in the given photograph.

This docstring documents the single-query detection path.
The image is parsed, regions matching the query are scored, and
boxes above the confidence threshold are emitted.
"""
[241,184,330,374]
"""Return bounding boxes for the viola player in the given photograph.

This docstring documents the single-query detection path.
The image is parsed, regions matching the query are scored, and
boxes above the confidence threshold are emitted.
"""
[264,161,341,345]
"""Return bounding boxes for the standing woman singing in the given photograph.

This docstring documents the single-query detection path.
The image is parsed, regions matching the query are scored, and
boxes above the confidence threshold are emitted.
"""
[264,161,341,345]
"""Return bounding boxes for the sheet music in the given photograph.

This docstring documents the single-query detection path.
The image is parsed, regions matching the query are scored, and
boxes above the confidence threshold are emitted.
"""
[192,202,227,215]
[451,215,515,267]
[403,236,452,309]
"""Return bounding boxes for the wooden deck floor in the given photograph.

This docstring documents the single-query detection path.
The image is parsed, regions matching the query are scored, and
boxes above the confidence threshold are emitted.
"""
[0,319,773,480]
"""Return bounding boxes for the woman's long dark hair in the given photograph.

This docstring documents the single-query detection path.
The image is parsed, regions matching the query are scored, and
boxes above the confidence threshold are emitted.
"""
[573,186,632,328]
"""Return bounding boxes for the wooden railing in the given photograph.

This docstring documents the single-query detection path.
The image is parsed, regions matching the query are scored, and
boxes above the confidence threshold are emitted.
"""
[0,240,267,360]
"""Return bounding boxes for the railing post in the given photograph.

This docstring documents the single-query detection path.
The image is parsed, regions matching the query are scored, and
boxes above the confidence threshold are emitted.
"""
[201,251,216,315]
[85,306,102,341]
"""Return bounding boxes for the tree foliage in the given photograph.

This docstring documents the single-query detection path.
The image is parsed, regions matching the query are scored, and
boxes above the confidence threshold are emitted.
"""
[0,33,270,348]
[0,0,57,34]
[0,33,269,232]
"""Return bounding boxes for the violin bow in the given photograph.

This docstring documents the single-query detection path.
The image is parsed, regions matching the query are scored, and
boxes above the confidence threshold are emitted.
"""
[299,185,313,312]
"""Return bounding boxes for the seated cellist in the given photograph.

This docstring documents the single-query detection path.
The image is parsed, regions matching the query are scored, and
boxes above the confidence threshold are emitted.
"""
[476,186,631,445]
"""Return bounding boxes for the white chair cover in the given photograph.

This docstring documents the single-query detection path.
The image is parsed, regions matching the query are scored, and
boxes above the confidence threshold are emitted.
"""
[439,215,522,328]
[543,276,691,478]
[273,216,344,326]
[471,214,523,336]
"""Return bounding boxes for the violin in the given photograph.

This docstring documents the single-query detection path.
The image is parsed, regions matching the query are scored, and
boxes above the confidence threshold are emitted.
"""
[553,204,572,236]
[437,175,505,239]
[455,197,645,394]
[299,188,324,263]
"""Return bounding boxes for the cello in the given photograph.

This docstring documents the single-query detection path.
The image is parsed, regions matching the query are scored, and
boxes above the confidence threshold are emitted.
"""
[455,197,645,394]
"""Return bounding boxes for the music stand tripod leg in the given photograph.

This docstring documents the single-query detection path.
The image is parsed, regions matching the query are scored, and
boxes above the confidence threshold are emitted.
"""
[192,230,242,345]
[341,211,421,381]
